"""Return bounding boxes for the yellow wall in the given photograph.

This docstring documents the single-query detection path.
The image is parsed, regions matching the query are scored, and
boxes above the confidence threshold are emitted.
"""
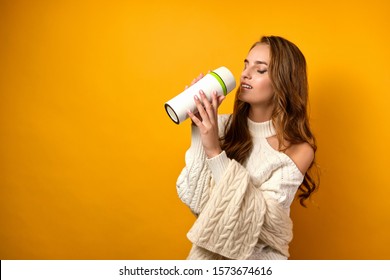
[1,0,389,259]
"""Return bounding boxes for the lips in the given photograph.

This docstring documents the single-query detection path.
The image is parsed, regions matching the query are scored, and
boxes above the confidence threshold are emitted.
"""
[241,83,253,90]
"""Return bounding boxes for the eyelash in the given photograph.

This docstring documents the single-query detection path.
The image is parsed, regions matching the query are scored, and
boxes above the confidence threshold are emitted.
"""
[243,64,267,74]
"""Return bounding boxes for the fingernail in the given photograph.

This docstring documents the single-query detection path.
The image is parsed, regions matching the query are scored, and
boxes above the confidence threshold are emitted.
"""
[194,95,199,100]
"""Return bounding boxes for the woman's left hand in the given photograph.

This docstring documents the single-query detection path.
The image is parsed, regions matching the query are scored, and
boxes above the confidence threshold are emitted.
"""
[187,90,225,158]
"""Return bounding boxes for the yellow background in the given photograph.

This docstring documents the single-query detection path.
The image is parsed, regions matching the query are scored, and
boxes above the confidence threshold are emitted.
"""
[1,0,389,259]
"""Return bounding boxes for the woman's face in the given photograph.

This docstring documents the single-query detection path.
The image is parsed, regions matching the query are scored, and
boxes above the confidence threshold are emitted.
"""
[238,43,274,106]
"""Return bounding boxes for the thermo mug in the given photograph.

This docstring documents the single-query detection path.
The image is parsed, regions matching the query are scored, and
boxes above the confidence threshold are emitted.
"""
[164,66,236,124]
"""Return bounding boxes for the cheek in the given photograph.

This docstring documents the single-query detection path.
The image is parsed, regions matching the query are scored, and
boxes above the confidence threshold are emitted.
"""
[256,78,274,95]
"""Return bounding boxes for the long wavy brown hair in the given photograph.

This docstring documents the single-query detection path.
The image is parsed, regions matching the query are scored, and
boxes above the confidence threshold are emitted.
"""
[221,35,319,207]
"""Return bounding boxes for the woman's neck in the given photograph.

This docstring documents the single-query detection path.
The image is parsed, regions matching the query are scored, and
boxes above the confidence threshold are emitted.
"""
[248,103,274,122]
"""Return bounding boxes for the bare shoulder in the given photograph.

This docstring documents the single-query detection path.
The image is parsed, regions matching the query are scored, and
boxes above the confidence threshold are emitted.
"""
[285,142,315,175]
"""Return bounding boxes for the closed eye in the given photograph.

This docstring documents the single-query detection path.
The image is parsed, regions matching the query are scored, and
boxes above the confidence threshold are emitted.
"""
[257,70,267,74]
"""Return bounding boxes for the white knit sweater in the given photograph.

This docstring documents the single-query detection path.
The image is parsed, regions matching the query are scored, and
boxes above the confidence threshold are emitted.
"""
[176,114,304,259]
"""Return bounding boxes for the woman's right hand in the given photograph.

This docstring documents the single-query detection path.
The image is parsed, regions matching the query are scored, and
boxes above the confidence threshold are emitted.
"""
[186,72,225,123]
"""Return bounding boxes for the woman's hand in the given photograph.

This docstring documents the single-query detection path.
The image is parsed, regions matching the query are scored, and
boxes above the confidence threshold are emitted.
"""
[185,72,225,122]
[187,90,225,159]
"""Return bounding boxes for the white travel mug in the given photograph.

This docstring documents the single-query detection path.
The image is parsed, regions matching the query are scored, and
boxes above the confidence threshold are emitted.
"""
[164,66,236,124]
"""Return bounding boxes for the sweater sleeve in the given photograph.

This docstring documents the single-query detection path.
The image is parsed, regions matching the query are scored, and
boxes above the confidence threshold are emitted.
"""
[176,124,210,214]
[176,115,230,214]
[186,159,293,260]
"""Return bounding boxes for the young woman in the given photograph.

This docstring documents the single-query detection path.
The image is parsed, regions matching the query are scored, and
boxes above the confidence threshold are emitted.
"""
[176,36,318,260]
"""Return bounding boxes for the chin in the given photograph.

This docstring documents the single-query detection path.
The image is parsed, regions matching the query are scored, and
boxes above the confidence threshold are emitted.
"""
[237,91,248,102]
[237,92,255,104]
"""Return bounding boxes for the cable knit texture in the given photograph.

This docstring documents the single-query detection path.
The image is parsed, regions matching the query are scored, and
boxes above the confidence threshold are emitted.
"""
[176,114,304,259]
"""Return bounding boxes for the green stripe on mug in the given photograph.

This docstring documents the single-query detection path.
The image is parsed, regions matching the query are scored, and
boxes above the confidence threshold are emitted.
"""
[209,71,227,95]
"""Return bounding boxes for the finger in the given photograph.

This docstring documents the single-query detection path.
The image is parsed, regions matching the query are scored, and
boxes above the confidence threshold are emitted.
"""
[217,95,226,107]
[212,91,218,109]
[194,93,209,123]
[191,73,204,86]
[199,91,217,125]
[187,110,202,127]
[190,78,196,86]
[211,91,219,121]
[199,90,214,120]
[199,90,212,108]
[196,73,204,83]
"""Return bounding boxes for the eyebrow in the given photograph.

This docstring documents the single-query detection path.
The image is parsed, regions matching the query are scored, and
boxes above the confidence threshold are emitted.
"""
[244,59,268,66]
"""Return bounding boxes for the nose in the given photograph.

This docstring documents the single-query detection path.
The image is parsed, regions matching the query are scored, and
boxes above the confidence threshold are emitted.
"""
[241,67,251,80]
